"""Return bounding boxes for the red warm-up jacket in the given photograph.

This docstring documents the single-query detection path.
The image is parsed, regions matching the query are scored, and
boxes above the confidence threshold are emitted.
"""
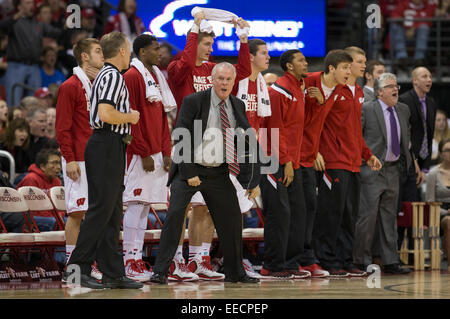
[167,31,251,123]
[123,66,171,165]
[319,83,373,172]
[301,72,345,167]
[262,72,305,170]
[55,75,92,163]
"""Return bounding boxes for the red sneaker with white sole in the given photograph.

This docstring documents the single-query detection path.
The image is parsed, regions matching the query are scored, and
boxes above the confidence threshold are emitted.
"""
[125,259,150,282]
[168,259,199,282]
[188,256,225,281]
[302,264,330,278]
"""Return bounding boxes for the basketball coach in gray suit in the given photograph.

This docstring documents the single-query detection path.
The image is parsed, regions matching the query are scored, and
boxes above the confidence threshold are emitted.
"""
[354,73,411,274]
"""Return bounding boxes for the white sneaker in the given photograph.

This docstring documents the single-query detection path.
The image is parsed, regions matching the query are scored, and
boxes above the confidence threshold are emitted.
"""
[135,259,153,278]
[243,259,263,279]
[168,259,199,282]
[125,259,151,282]
[188,256,225,281]
[91,263,103,281]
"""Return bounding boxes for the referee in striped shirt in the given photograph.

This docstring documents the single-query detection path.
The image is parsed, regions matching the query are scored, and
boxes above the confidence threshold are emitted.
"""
[67,32,141,289]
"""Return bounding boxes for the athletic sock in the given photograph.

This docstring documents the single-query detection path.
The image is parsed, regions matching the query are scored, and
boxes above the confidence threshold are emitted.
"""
[188,245,203,263]
[65,245,75,265]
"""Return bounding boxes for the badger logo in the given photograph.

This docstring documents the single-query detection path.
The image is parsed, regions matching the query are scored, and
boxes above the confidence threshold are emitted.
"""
[76,198,86,206]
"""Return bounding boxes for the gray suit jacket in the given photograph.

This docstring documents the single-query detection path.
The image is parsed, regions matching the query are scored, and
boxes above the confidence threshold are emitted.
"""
[361,99,412,177]
[363,86,376,103]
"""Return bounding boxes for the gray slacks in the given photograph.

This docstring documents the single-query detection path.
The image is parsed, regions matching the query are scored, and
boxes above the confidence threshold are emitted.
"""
[354,163,400,266]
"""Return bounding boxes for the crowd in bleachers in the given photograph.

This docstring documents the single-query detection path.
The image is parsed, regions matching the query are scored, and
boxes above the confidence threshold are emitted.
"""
[378,0,449,69]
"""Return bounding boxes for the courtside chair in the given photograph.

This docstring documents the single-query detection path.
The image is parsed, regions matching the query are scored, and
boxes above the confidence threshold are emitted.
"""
[48,186,66,230]
[17,186,64,232]
[0,187,36,261]
[17,186,66,268]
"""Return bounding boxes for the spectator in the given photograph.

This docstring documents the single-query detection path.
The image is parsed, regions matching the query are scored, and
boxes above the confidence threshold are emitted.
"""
[0,0,62,107]
[0,117,31,182]
[45,106,55,139]
[0,0,15,20]
[40,46,66,88]
[0,30,7,90]
[159,43,173,80]
[425,138,450,272]
[34,87,54,109]
[36,3,51,24]
[378,0,402,57]
[16,148,62,231]
[363,60,386,102]
[80,8,96,38]
[432,109,450,165]
[25,106,49,164]
[46,0,66,30]
[58,29,87,77]
[0,98,7,133]
[36,4,55,49]
[47,83,59,107]
[103,0,145,48]
[7,106,24,122]
[390,0,438,67]
[263,72,278,86]
[435,0,450,16]
[19,96,40,117]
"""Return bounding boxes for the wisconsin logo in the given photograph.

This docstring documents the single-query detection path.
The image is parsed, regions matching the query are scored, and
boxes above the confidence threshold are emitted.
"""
[133,189,143,197]
[76,198,86,206]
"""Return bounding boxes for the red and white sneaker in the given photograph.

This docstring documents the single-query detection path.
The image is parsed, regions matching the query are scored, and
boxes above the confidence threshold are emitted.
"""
[168,259,199,282]
[188,256,225,281]
[302,264,330,278]
[91,262,103,281]
[135,259,153,278]
[125,259,151,282]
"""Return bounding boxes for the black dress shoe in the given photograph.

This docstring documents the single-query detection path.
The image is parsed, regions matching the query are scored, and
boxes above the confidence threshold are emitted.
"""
[225,275,260,283]
[79,274,105,289]
[383,264,412,275]
[150,273,168,284]
[102,275,144,289]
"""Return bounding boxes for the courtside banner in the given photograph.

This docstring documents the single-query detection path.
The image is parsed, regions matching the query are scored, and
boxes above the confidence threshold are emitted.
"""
[109,0,326,57]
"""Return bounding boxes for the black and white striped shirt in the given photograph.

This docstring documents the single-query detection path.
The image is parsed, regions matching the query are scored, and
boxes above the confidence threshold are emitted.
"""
[90,63,131,135]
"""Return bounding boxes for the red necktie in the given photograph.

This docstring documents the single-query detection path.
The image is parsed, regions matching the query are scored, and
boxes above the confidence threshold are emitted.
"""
[219,100,240,176]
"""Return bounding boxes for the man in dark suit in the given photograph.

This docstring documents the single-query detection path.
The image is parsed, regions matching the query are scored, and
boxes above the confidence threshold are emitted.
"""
[354,73,411,274]
[399,66,436,199]
[397,66,436,255]
[150,62,262,284]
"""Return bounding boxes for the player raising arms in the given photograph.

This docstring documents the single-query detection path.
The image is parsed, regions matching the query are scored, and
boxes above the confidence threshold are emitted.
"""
[167,10,252,281]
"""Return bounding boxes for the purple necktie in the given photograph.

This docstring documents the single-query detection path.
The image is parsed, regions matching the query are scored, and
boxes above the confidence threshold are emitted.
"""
[387,107,400,157]
[418,97,428,159]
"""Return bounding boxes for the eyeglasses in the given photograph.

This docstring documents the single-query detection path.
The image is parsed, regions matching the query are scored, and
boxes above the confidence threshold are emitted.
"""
[383,84,401,90]
[441,150,450,153]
